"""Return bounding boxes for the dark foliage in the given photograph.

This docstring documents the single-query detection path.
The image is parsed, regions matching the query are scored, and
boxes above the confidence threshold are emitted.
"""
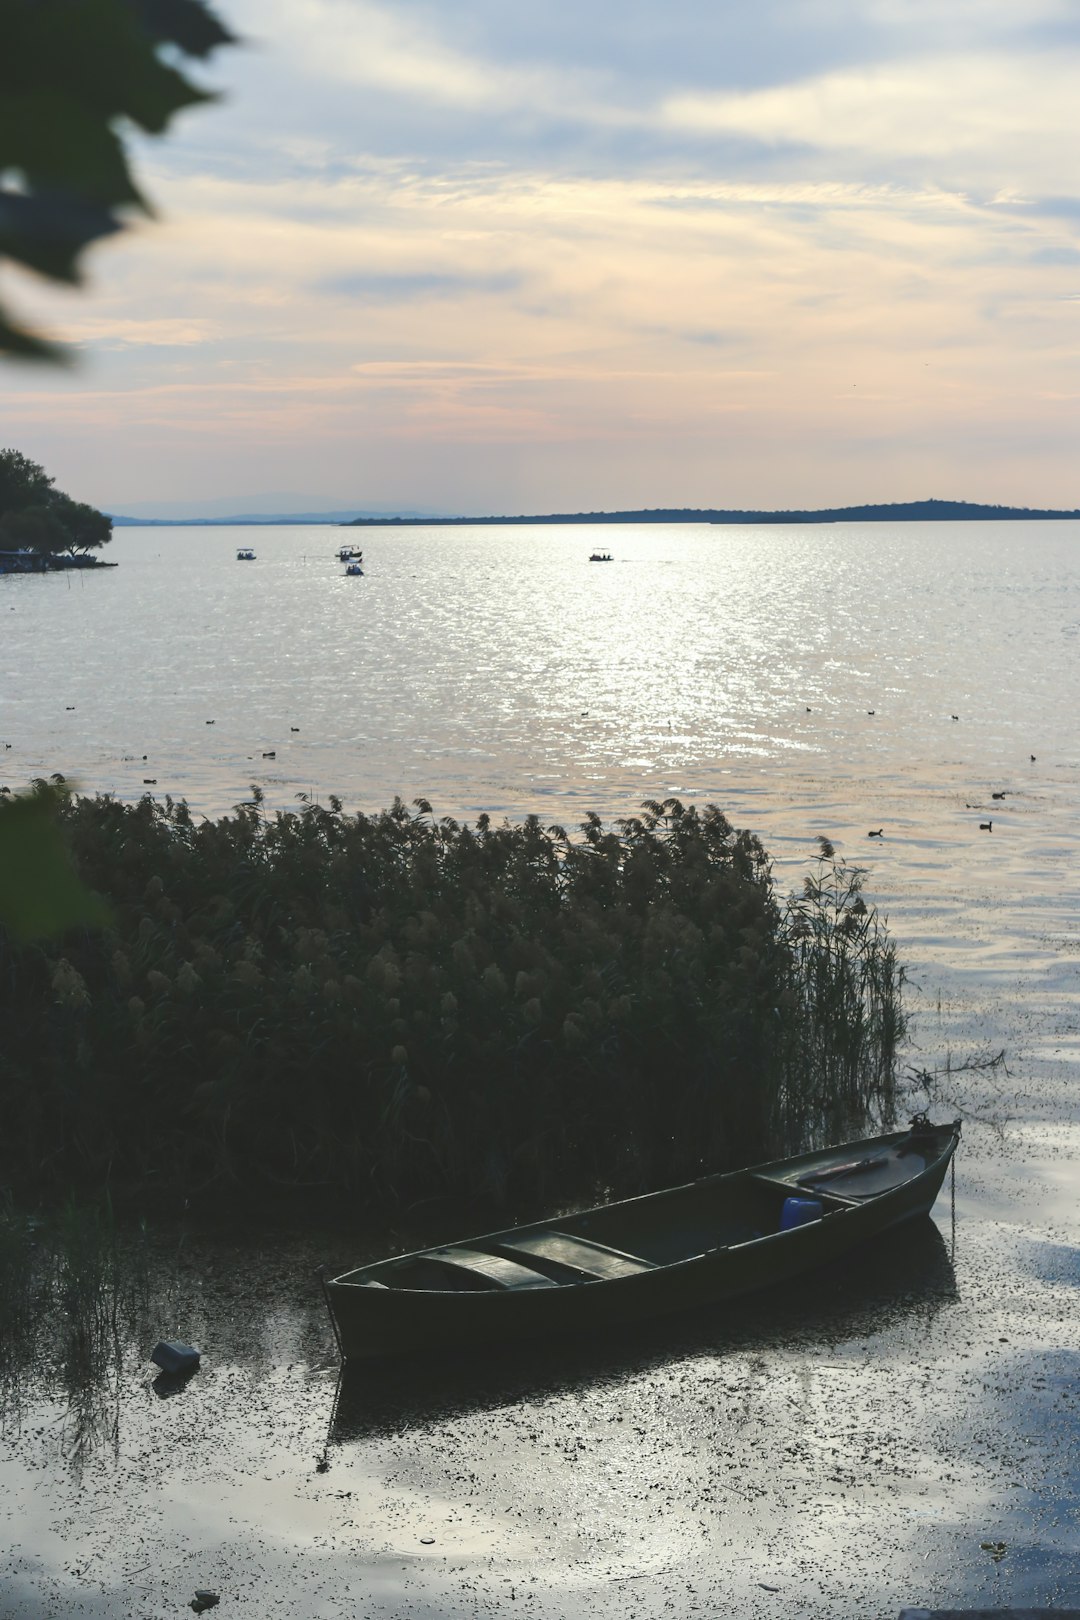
[0,0,234,359]
[0,789,905,1218]
[0,448,112,552]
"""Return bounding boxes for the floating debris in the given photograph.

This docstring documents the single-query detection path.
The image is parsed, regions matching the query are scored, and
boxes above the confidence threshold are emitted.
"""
[150,1339,200,1375]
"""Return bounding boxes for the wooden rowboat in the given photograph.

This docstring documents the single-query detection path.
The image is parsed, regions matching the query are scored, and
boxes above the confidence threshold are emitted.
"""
[323,1116,960,1362]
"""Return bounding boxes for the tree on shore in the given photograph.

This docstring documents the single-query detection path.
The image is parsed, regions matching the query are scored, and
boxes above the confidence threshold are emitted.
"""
[0,446,53,510]
[0,447,112,554]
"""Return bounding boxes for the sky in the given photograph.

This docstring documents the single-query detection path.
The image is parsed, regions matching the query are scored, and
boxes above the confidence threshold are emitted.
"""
[3,0,1080,516]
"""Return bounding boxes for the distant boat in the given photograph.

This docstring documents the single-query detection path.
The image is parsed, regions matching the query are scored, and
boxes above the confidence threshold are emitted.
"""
[322,1116,961,1361]
[236,547,256,561]
[337,546,363,562]
[345,561,364,576]
[589,551,613,562]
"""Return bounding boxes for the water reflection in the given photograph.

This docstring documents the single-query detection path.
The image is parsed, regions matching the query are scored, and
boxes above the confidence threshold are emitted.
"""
[330,1218,957,1445]
[0,1205,957,1475]
[0,1217,332,1467]
[0,1210,151,1469]
[7,521,1080,828]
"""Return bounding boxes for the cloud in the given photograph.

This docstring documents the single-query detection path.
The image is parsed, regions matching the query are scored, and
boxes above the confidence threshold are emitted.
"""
[316,269,523,302]
[661,50,1080,189]
[60,317,220,349]
[249,0,623,123]
[4,1,1080,511]
[276,0,498,107]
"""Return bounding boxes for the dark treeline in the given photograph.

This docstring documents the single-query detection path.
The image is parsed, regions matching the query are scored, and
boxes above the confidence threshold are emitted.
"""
[0,449,111,558]
[347,498,1080,526]
[1,790,904,1219]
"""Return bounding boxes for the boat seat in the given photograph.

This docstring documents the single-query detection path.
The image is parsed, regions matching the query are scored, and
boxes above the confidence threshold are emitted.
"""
[498,1230,657,1281]
[796,1154,924,1199]
[423,1246,556,1291]
[751,1174,860,1208]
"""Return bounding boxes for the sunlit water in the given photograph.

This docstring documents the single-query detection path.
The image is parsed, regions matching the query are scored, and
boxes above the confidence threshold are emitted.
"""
[3,521,1080,1617]
[4,521,1077,832]
[5,518,1080,1047]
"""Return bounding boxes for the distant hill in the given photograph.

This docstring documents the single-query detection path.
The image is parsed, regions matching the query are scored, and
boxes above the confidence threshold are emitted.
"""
[347,498,1080,526]
[108,510,432,526]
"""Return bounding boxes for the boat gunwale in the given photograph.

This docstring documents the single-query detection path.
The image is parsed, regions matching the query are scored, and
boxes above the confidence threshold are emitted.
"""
[329,1121,961,1297]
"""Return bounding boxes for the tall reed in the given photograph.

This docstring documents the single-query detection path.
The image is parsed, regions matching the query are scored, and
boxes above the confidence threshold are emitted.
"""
[0,1195,150,1460]
[776,840,905,1147]
[0,789,907,1217]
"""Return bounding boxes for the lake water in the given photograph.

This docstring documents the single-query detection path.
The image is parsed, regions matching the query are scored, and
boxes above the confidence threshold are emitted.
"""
[5,518,1080,1058]
[3,520,1080,1617]
[4,520,1078,836]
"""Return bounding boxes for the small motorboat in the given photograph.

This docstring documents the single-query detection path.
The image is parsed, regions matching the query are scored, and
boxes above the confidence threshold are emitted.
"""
[589,551,613,562]
[337,546,363,563]
[323,1116,960,1361]
[236,547,256,561]
[344,561,364,575]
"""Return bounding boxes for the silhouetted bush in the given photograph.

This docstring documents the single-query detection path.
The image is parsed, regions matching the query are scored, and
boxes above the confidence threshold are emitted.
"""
[0,790,904,1216]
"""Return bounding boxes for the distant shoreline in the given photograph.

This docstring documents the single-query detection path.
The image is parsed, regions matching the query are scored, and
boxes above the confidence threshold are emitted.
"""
[346,498,1080,527]
[107,497,1080,528]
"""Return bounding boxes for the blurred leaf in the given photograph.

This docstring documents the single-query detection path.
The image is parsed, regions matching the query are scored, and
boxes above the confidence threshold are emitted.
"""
[0,97,144,211]
[0,0,217,133]
[0,790,111,939]
[0,189,124,283]
[0,0,235,361]
[0,306,65,361]
[134,0,235,56]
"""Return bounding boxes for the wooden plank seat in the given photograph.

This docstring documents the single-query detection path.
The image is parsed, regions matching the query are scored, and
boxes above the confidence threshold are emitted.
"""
[795,1154,923,1199]
[423,1246,556,1290]
[497,1230,657,1281]
[751,1174,860,1208]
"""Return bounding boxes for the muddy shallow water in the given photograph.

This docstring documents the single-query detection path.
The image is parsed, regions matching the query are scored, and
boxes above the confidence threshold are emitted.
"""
[2,1100,1078,1618]
[3,520,1080,1615]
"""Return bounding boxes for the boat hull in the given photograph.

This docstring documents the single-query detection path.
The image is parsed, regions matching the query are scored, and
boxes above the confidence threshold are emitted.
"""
[325,1122,959,1361]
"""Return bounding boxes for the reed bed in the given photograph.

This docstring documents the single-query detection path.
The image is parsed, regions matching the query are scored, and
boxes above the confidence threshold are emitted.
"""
[0,1193,151,1458]
[0,789,906,1217]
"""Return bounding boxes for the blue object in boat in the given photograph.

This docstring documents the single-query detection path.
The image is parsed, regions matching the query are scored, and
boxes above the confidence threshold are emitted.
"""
[780,1195,823,1231]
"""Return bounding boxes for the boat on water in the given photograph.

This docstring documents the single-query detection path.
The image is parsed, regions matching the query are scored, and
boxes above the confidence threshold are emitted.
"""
[236,547,256,561]
[337,546,363,562]
[323,1116,960,1361]
[589,551,613,562]
[344,561,364,575]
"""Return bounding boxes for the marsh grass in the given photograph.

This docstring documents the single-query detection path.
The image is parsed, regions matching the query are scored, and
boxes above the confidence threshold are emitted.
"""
[0,789,907,1217]
[777,839,906,1147]
[0,1196,36,1391]
[0,1194,151,1459]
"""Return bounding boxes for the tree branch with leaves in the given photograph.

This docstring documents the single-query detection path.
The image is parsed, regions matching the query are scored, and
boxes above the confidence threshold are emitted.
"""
[0,0,235,361]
